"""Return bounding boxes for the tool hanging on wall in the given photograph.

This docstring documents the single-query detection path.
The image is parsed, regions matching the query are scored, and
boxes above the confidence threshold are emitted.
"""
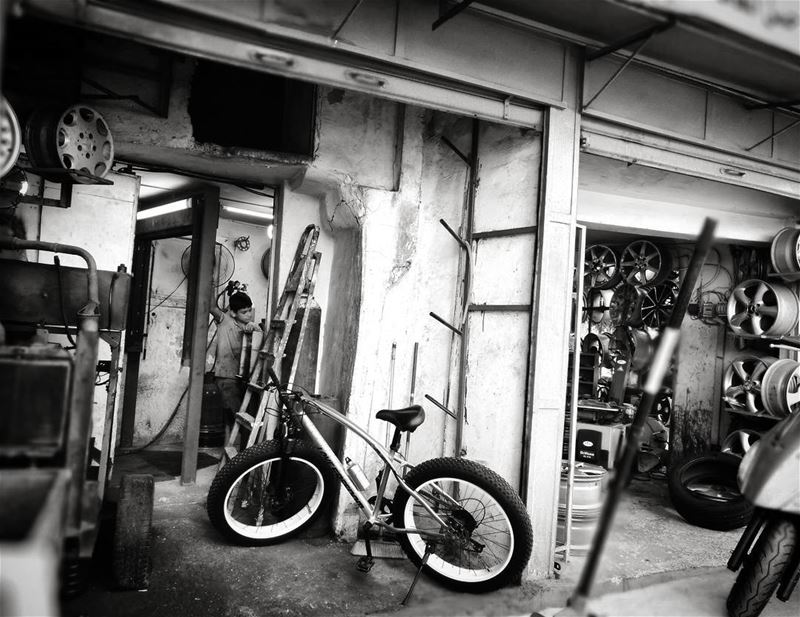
[219,224,321,465]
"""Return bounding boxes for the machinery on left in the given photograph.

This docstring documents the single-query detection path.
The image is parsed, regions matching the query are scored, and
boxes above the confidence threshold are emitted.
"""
[0,236,153,614]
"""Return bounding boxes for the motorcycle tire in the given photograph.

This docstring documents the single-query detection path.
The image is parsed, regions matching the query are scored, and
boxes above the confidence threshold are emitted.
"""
[727,517,797,617]
[668,451,753,531]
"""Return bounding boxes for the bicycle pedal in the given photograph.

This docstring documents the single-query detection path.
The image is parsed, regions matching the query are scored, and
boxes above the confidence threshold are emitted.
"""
[356,556,374,573]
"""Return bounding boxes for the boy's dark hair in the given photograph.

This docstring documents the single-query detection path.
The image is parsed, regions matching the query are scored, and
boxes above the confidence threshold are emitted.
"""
[229,291,252,313]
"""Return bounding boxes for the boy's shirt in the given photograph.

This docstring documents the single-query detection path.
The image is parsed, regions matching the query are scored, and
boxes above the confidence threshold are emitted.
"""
[214,312,246,379]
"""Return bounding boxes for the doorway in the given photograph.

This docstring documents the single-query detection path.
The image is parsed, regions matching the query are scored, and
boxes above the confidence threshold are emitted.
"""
[118,172,275,483]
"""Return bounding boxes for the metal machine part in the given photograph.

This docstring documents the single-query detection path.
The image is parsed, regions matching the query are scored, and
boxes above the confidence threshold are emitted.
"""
[0,98,22,178]
[619,239,673,287]
[722,354,777,415]
[727,279,800,337]
[581,332,612,368]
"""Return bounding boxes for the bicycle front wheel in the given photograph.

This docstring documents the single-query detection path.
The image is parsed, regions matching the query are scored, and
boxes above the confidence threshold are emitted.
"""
[207,439,336,546]
[392,457,533,593]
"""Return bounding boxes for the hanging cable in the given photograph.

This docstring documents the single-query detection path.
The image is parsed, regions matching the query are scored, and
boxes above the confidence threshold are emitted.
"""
[53,255,77,348]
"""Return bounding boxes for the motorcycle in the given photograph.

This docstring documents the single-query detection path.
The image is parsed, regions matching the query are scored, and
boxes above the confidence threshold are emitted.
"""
[726,398,800,617]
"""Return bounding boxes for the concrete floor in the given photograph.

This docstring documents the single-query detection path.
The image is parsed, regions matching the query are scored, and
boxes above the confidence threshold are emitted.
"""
[60,456,791,617]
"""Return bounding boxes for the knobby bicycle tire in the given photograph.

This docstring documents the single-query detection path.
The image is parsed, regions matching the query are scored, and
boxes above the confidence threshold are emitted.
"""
[391,457,533,593]
[207,439,336,546]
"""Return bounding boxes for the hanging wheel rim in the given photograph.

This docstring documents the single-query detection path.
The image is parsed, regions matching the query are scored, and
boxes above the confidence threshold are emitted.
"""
[55,105,114,182]
[640,281,678,329]
[722,355,777,415]
[761,359,800,418]
[628,328,653,371]
[0,98,22,178]
[620,240,672,287]
[584,244,620,290]
[609,284,644,327]
[770,227,800,275]
[727,279,800,337]
[586,289,608,324]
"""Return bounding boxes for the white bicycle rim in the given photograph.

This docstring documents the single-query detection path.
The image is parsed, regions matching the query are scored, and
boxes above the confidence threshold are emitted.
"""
[223,456,325,540]
[403,477,515,583]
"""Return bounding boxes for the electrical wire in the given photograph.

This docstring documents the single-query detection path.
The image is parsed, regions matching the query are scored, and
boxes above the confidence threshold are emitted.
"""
[121,318,219,454]
[148,275,187,312]
[53,255,77,348]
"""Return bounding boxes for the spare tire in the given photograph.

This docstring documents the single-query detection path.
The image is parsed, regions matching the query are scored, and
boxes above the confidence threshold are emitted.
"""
[667,451,753,531]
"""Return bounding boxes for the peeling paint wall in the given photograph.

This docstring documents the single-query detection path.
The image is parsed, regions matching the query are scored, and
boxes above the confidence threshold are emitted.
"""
[291,90,541,537]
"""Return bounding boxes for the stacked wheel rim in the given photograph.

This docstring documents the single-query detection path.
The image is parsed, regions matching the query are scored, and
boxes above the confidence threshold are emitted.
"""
[722,354,777,415]
[770,227,800,278]
[584,244,620,290]
[0,98,22,178]
[619,239,673,287]
[761,358,800,417]
[720,429,761,458]
[727,279,799,337]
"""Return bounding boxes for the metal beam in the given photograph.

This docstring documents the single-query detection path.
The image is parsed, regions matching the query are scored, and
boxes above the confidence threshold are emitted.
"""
[583,31,655,111]
[745,117,800,152]
[432,0,476,31]
[746,99,800,111]
[586,19,674,62]
[331,0,364,41]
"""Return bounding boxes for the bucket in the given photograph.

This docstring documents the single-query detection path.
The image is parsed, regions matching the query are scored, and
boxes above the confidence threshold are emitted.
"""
[557,463,606,555]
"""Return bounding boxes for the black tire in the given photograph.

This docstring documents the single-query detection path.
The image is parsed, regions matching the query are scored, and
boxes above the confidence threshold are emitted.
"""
[112,474,155,590]
[727,517,798,617]
[392,457,533,593]
[207,439,336,546]
[668,451,753,530]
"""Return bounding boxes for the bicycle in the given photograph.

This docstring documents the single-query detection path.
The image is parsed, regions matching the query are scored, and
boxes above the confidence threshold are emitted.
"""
[206,365,533,594]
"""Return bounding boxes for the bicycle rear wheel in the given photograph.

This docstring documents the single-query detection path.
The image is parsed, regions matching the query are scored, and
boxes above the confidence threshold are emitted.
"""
[392,457,533,593]
[207,439,336,546]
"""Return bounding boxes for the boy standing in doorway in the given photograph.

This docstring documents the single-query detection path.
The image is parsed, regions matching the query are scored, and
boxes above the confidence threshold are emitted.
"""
[213,291,257,433]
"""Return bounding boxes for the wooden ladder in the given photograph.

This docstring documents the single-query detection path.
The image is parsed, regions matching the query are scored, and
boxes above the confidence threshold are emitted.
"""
[219,224,321,465]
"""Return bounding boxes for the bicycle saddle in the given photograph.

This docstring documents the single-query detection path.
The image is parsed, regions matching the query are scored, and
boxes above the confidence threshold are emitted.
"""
[375,405,425,432]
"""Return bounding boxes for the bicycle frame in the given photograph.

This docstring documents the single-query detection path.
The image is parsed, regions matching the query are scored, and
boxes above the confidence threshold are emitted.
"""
[278,391,454,537]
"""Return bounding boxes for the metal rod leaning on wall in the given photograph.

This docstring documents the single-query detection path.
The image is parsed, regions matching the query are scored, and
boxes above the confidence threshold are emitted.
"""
[563,225,588,563]
[569,217,717,613]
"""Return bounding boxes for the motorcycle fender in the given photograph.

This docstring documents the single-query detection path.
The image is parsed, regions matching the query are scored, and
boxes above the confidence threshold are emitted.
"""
[728,509,768,572]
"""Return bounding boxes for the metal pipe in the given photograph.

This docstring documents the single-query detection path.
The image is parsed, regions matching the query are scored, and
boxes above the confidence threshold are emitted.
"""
[0,238,99,312]
[455,118,479,457]
[564,225,588,563]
